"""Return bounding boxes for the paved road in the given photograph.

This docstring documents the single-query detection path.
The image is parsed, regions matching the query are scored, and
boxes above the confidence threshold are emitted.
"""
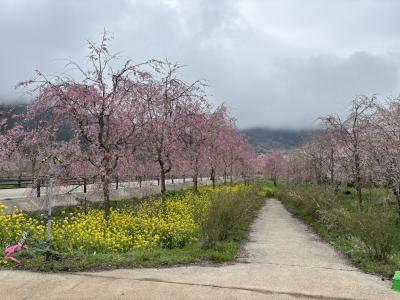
[0,199,398,299]
[0,177,219,212]
[0,178,196,200]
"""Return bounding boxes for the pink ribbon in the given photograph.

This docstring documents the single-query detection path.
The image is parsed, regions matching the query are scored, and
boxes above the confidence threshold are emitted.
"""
[4,243,27,265]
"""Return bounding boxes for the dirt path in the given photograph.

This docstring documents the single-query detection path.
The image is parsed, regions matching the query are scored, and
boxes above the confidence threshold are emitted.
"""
[0,199,398,299]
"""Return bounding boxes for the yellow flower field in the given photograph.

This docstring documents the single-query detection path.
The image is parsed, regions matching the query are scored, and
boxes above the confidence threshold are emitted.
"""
[0,185,258,254]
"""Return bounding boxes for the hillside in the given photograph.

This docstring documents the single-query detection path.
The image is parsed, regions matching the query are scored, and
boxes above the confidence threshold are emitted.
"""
[242,128,319,153]
[1,104,317,153]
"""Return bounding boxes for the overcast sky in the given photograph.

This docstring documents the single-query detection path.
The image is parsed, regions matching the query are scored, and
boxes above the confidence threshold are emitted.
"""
[1,0,400,129]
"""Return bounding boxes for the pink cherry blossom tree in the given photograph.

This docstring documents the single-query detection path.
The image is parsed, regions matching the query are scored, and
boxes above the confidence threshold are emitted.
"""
[177,109,209,192]
[204,105,232,188]
[320,95,376,210]
[370,99,400,216]
[262,151,286,186]
[140,60,206,197]
[17,32,150,217]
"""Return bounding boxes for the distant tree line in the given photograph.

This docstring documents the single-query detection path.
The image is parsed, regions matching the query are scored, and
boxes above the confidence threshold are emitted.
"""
[259,95,400,213]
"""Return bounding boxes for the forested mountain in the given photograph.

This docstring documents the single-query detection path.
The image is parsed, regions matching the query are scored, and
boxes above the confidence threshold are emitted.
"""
[1,103,318,152]
[242,127,319,153]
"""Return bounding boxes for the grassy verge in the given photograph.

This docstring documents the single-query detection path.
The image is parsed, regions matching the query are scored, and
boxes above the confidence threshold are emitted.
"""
[0,184,265,272]
[0,241,240,272]
[275,182,400,278]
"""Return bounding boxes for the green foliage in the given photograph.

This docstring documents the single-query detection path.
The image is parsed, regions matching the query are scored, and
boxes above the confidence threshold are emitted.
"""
[345,209,400,262]
[200,185,265,248]
[256,179,276,198]
[263,186,275,198]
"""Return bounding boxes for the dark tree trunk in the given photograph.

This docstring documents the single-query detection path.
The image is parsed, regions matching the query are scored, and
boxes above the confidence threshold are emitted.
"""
[102,175,111,218]
[18,173,22,188]
[354,152,363,212]
[223,169,227,185]
[193,173,198,193]
[229,164,233,185]
[330,148,334,186]
[160,164,167,199]
[101,151,113,218]
[36,179,41,198]
[393,186,400,219]
[211,166,216,189]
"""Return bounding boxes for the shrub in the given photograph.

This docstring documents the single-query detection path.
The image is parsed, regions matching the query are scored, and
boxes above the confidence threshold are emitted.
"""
[263,186,275,198]
[345,209,400,262]
[201,185,264,248]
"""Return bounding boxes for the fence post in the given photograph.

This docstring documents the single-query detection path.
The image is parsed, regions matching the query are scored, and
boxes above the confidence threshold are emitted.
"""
[172,175,174,184]
[115,176,119,190]
[83,177,87,193]
[139,176,142,188]
[17,175,22,188]
[157,177,160,186]
[36,178,41,198]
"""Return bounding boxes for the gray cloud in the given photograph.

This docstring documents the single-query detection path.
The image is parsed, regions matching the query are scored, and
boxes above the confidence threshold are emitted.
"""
[1,0,400,128]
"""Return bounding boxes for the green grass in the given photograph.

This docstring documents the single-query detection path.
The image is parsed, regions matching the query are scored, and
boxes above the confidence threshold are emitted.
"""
[275,182,400,278]
[3,241,240,272]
